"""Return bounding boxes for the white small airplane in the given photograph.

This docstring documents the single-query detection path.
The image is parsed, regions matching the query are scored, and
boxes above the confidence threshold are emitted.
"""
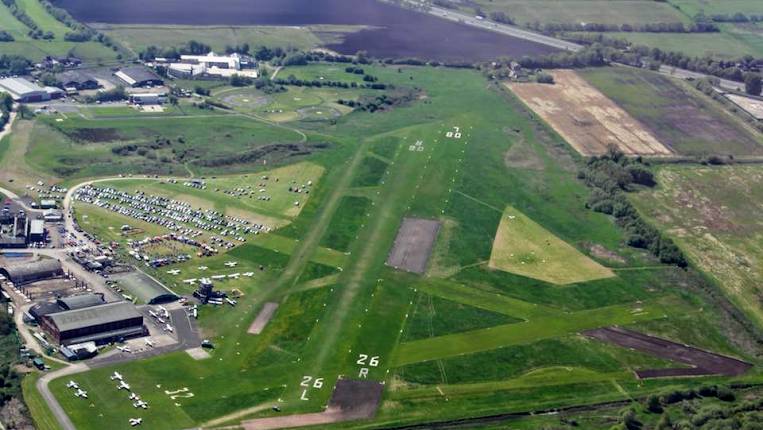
[133,400,148,409]
[117,345,131,353]
[243,272,254,277]
[183,279,197,285]
[197,266,208,271]
[164,324,174,332]
[157,317,166,324]
[129,392,140,400]
[117,381,131,391]
[66,380,79,389]
[226,298,237,306]
[74,389,88,398]
[224,261,237,267]
[148,310,158,318]
[145,339,155,347]
[166,269,180,275]
[211,275,226,280]
[227,273,240,279]
[129,418,143,427]
[111,371,124,381]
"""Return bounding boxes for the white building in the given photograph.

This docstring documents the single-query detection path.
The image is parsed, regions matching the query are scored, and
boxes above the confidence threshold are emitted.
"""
[128,93,167,105]
[0,77,62,102]
[165,52,258,79]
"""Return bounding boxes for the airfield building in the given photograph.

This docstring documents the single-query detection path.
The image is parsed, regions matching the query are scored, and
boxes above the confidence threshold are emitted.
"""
[0,77,63,102]
[128,93,167,105]
[165,52,258,79]
[56,70,99,92]
[114,66,164,88]
[40,301,146,345]
[0,259,64,286]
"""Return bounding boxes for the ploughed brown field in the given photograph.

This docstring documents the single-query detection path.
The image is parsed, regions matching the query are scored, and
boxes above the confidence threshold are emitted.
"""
[507,70,672,156]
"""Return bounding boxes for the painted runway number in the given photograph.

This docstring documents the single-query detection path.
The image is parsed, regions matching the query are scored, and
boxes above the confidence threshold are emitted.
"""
[356,354,380,378]
[299,376,324,400]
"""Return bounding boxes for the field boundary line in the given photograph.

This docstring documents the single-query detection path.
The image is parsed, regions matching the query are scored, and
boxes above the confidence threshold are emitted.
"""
[453,190,503,214]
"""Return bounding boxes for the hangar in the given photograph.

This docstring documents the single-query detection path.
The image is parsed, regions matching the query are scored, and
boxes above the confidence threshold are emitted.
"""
[56,70,99,92]
[114,66,164,88]
[40,301,146,345]
[110,270,178,304]
[0,77,62,102]
[0,259,64,285]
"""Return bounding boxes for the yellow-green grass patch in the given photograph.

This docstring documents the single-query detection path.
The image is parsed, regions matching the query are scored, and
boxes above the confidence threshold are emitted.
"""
[488,206,615,285]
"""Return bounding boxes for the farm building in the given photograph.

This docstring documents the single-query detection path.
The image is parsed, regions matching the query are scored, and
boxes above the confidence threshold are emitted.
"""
[114,66,164,88]
[0,259,64,285]
[56,70,99,92]
[39,301,146,345]
[0,77,63,102]
[128,93,167,105]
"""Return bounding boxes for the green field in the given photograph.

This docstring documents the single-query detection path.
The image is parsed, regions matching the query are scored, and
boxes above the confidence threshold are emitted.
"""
[571,30,763,58]
[581,67,763,156]
[96,24,366,58]
[667,0,763,16]
[489,206,615,285]
[216,85,361,123]
[631,165,763,328]
[0,1,118,62]
[42,63,762,430]
[464,0,689,25]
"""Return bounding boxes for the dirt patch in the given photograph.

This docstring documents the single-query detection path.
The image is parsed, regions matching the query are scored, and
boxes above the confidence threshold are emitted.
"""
[194,142,330,168]
[584,327,752,378]
[248,302,279,334]
[65,127,124,142]
[507,70,672,156]
[241,379,383,430]
[586,243,626,264]
[503,130,544,171]
[185,347,211,360]
[386,217,441,274]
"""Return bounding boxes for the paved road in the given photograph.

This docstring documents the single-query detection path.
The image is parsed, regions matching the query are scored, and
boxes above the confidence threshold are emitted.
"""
[658,65,745,92]
[387,0,582,52]
[36,363,88,430]
[0,111,17,143]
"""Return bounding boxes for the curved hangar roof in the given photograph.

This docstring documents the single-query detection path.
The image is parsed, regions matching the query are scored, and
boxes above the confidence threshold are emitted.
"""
[0,259,64,285]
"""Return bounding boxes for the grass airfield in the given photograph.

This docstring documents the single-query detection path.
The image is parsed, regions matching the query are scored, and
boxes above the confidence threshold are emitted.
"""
[49,64,761,430]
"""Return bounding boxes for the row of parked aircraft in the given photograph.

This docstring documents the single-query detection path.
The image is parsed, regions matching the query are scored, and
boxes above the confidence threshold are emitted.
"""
[110,372,147,425]
[148,306,174,332]
[66,380,87,399]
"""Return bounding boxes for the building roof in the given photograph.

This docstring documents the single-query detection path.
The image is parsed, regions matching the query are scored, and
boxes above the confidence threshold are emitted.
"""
[57,70,97,84]
[46,301,142,333]
[115,66,162,85]
[57,294,105,311]
[0,77,46,97]
[30,219,44,235]
[0,259,63,284]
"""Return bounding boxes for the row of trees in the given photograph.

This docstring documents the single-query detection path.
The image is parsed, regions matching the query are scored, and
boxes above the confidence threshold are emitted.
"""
[0,0,48,39]
[0,94,12,132]
[0,54,31,75]
[0,31,14,42]
[530,21,719,34]
[578,148,687,267]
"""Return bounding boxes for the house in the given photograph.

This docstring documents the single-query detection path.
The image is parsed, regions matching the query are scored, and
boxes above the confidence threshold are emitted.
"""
[114,66,164,88]
[56,70,99,92]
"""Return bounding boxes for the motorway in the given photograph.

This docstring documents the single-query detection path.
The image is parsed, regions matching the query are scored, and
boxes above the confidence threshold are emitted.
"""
[386,0,584,51]
[389,0,747,92]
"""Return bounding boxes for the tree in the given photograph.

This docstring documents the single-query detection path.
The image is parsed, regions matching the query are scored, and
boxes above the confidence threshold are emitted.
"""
[536,72,555,84]
[744,74,762,96]
[646,394,663,413]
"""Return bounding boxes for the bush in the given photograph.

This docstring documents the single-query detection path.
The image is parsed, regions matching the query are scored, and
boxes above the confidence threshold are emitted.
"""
[536,72,555,84]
